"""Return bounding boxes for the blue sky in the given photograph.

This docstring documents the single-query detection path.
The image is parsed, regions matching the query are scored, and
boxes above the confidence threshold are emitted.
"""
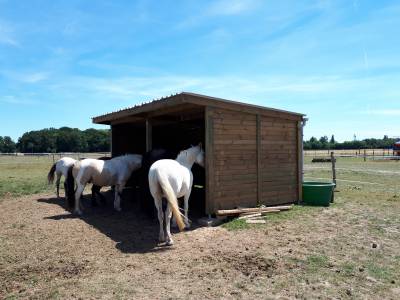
[1,0,400,142]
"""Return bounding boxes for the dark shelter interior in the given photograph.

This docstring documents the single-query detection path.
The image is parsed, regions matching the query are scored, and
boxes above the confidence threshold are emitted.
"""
[109,105,206,217]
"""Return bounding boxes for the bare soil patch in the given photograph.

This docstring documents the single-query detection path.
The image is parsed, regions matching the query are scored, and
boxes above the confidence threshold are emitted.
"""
[1,187,399,299]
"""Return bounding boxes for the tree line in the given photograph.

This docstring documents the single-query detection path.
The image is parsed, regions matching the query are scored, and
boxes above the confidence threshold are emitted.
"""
[1,129,398,153]
[304,135,397,150]
[0,127,110,153]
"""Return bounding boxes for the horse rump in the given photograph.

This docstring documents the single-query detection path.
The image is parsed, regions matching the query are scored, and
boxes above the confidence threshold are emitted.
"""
[139,149,177,218]
[155,171,185,231]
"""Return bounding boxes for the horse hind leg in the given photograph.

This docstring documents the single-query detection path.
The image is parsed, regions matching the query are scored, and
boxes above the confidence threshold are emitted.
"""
[153,195,165,243]
[183,192,192,228]
[56,173,61,198]
[165,204,174,246]
[91,185,100,207]
[114,184,125,212]
[74,183,85,215]
[97,187,107,205]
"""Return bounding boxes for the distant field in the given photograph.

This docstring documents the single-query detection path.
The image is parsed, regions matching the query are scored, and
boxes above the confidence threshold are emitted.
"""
[0,154,109,198]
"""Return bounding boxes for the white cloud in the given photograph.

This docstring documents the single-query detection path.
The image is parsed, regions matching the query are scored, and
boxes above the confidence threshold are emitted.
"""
[0,95,39,105]
[47,73,377,108]
[20,72,49,83]
[1,70,49,83]
[0,22,18,46]
[361,109,400,116]
[207,0,259,16]
[176,0,259,29]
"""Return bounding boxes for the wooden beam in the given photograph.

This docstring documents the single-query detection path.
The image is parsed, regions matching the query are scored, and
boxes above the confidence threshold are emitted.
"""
[147,103,200,118]
[146,119,152,152]
[110,125,114,157]
[205,106,214,215]
[256,114,262,205]
[297,120,303,204]
[110,115,144,125]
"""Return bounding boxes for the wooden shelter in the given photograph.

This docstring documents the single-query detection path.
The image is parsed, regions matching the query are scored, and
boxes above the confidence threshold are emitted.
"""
[93,92,306,215]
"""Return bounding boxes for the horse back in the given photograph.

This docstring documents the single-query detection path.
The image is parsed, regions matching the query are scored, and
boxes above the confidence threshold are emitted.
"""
[150,159,192,195]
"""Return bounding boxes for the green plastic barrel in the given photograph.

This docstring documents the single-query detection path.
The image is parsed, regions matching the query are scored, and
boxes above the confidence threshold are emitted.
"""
[302,181,335,206]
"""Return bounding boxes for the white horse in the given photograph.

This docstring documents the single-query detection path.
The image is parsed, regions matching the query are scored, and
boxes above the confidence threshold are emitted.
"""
[148,144,204,245]
[67,154,143,215]
[47,157,76,198]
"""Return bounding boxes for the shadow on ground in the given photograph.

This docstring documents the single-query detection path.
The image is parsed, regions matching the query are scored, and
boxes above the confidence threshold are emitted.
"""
[37,190,202,254]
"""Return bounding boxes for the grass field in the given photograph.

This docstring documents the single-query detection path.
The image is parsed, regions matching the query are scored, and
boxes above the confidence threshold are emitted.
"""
[0,155,399,299]
[0,154,107,198]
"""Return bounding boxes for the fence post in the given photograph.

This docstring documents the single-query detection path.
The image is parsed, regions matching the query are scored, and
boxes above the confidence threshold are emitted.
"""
[372,149,375,160]
[363,149,366,162]
[331,151,336,203]
[331,152,336,186]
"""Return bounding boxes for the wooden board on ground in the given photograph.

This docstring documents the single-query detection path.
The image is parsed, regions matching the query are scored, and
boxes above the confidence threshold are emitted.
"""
[246,219,266,224]
[216,205,293,216]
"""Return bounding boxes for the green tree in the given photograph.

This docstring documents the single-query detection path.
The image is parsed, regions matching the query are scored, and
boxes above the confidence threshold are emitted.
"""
[16,127,109,153]
[56,127,88,152]
[0,136,16,153]
[319,136,329,149]
[83,128,110,152]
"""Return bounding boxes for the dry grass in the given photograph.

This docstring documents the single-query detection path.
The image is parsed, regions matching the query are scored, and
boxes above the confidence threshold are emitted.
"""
[0,156,399,299]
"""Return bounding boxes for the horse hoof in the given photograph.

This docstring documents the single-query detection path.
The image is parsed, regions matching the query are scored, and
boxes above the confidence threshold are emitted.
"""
[114,207,122,212]
[166,240,174,246]
[74,209,82,215]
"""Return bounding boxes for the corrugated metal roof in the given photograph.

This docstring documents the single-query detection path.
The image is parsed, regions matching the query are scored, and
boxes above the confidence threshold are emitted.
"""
[92,92,181,120]
[92,92,305,124]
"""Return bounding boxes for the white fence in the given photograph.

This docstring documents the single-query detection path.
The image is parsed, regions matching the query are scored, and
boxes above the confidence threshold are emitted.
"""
[304,149,400,160]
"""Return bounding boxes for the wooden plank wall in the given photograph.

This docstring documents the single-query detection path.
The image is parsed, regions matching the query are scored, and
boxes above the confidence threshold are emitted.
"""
[260,116,298,205]
[212,108,258,210]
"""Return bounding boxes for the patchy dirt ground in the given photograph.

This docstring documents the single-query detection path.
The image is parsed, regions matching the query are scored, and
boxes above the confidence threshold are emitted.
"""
[1,186,399,299]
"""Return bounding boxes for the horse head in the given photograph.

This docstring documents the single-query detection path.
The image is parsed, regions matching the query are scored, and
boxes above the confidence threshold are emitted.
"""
[194,143,205,167]
[187,143,204,167]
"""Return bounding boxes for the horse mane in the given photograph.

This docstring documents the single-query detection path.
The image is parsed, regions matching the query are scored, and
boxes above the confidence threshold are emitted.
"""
[176,145,201,163]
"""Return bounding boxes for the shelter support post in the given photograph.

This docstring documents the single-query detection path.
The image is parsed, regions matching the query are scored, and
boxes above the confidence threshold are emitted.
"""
[297,118,307,204]
[205,107,214,215]
[256,114,261,205]
[146,119,152,152]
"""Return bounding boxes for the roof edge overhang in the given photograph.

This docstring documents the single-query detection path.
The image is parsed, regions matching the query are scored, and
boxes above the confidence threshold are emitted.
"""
[92,92,306,125]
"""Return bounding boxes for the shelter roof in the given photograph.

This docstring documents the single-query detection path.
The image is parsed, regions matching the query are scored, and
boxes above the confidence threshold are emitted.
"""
[92,92,305,125]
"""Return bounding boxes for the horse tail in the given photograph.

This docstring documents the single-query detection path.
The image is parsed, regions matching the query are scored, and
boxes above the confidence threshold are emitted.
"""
[66,165,75,207]
[47,163,56,184]
[157,172,185,231]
